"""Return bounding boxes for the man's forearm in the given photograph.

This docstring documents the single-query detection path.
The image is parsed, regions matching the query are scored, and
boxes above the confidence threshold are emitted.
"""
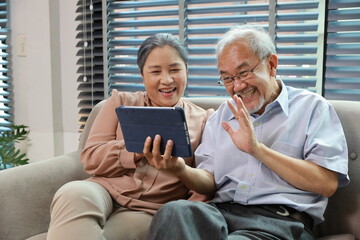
[253,143,338,197]
[176,166,216,196]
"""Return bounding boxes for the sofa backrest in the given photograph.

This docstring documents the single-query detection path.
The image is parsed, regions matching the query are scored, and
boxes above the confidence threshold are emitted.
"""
[78,100,106,150]
[315,100,360,238]
[79,97,360,238]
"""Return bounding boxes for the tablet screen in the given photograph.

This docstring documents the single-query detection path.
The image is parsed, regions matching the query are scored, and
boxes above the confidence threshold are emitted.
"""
[115,106,193,157]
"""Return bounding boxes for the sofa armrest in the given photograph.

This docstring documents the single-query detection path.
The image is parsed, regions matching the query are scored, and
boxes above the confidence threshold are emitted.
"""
[0,150,90,240]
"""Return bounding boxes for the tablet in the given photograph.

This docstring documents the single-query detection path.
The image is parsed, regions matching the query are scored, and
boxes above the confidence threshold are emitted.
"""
[115,106,193,157]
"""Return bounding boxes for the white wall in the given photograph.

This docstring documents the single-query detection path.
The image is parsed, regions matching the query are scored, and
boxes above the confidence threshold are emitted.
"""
[10,0,80,162]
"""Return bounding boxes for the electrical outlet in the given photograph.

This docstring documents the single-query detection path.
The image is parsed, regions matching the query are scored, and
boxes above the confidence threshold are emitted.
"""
[17,34,26,57]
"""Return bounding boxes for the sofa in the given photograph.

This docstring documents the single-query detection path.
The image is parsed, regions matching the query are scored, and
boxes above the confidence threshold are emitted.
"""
[0,97,359,240]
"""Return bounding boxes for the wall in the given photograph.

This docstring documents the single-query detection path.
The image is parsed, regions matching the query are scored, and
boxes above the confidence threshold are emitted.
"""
[10,0,80,162]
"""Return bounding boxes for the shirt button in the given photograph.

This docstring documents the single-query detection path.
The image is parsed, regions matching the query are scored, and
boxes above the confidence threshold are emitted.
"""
[241,185,247,189]
[254,122,260,127]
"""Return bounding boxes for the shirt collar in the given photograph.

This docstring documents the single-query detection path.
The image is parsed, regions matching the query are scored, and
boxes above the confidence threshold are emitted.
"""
[252,79,289,117]
[273,79,289,117]
[143,92,150,106]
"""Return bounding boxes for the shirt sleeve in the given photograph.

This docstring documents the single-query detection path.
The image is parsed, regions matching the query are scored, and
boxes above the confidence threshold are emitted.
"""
[80,89,141,177]
[195,108,222,174]
[304,101,350,187]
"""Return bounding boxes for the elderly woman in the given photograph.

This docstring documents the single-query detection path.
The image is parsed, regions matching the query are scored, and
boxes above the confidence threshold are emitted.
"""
[46,33,214,240]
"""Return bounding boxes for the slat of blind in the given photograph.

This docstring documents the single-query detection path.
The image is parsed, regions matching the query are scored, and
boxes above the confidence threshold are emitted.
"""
[109,48,138,56]
[324,89,360,101]
[326,43,360,54]
[326,55,360,66]
[328,0,360,8]
[109,0,178,9]
[109,29,178,37]
[277,1,319,10]
[188,14,269,25]
[275,12,319,21]
[326,67,360,78]
[187,3,269,14]
[328,20,360,31]
[324,0,360,101]
[108,19,179,28]
[328,8,360,20]
[324,78,360,89]
[282,77,317,88]
[108,57,137,65]
[76,0,104,131]
[109,9,178,18]
[109,75,142,83]
[327,32,360,43]
[276,34,318,43]
[109,66,139,74]
[0,0,11,130]
[277,23,318,32]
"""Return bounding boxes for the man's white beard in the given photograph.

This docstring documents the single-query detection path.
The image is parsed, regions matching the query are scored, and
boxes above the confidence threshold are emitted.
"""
[248,95,265,114]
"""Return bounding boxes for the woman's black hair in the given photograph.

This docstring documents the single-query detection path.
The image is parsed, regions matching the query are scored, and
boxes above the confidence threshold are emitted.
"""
[137,33,188,75]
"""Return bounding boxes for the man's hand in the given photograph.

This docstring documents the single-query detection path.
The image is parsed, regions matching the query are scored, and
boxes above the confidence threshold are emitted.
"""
[221,95,260,156]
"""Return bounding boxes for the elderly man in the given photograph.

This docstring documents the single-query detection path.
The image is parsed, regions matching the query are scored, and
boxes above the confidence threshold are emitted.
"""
[144,25,349,240]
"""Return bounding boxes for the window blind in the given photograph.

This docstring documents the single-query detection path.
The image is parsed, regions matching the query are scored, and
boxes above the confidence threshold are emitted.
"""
[76,0,105,131]
[0,0,11,131]
[274,1,320,90]
[324,0,360,101]
[107,0,321,97]
[76,0,359,129]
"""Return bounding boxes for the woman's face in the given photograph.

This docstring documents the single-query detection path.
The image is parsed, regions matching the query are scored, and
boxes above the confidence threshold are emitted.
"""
[142,45,187,107]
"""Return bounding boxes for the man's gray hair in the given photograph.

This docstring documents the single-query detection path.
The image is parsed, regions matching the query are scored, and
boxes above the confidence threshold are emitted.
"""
[215,24,276,60]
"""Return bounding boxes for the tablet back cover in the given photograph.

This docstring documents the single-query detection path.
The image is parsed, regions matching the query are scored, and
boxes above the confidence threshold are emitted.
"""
[115,106,192,157]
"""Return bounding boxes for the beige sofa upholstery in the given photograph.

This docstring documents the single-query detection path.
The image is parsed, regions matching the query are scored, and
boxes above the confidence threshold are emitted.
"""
[0,98,359,240]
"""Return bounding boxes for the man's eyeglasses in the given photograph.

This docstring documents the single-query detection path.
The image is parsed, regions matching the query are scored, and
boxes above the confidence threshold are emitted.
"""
[218,57,266,86]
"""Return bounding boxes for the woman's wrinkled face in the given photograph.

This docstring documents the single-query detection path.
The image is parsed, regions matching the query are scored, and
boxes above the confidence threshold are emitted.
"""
[142,45,187,107]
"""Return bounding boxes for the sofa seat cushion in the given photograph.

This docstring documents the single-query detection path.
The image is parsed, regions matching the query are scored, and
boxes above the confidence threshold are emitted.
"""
[26,233,47,240]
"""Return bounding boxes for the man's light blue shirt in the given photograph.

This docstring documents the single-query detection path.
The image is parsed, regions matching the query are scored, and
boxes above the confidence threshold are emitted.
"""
[195,81,349,224]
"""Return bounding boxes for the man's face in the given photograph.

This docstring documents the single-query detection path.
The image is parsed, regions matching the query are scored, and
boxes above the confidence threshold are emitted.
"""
[217,42,280,114]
